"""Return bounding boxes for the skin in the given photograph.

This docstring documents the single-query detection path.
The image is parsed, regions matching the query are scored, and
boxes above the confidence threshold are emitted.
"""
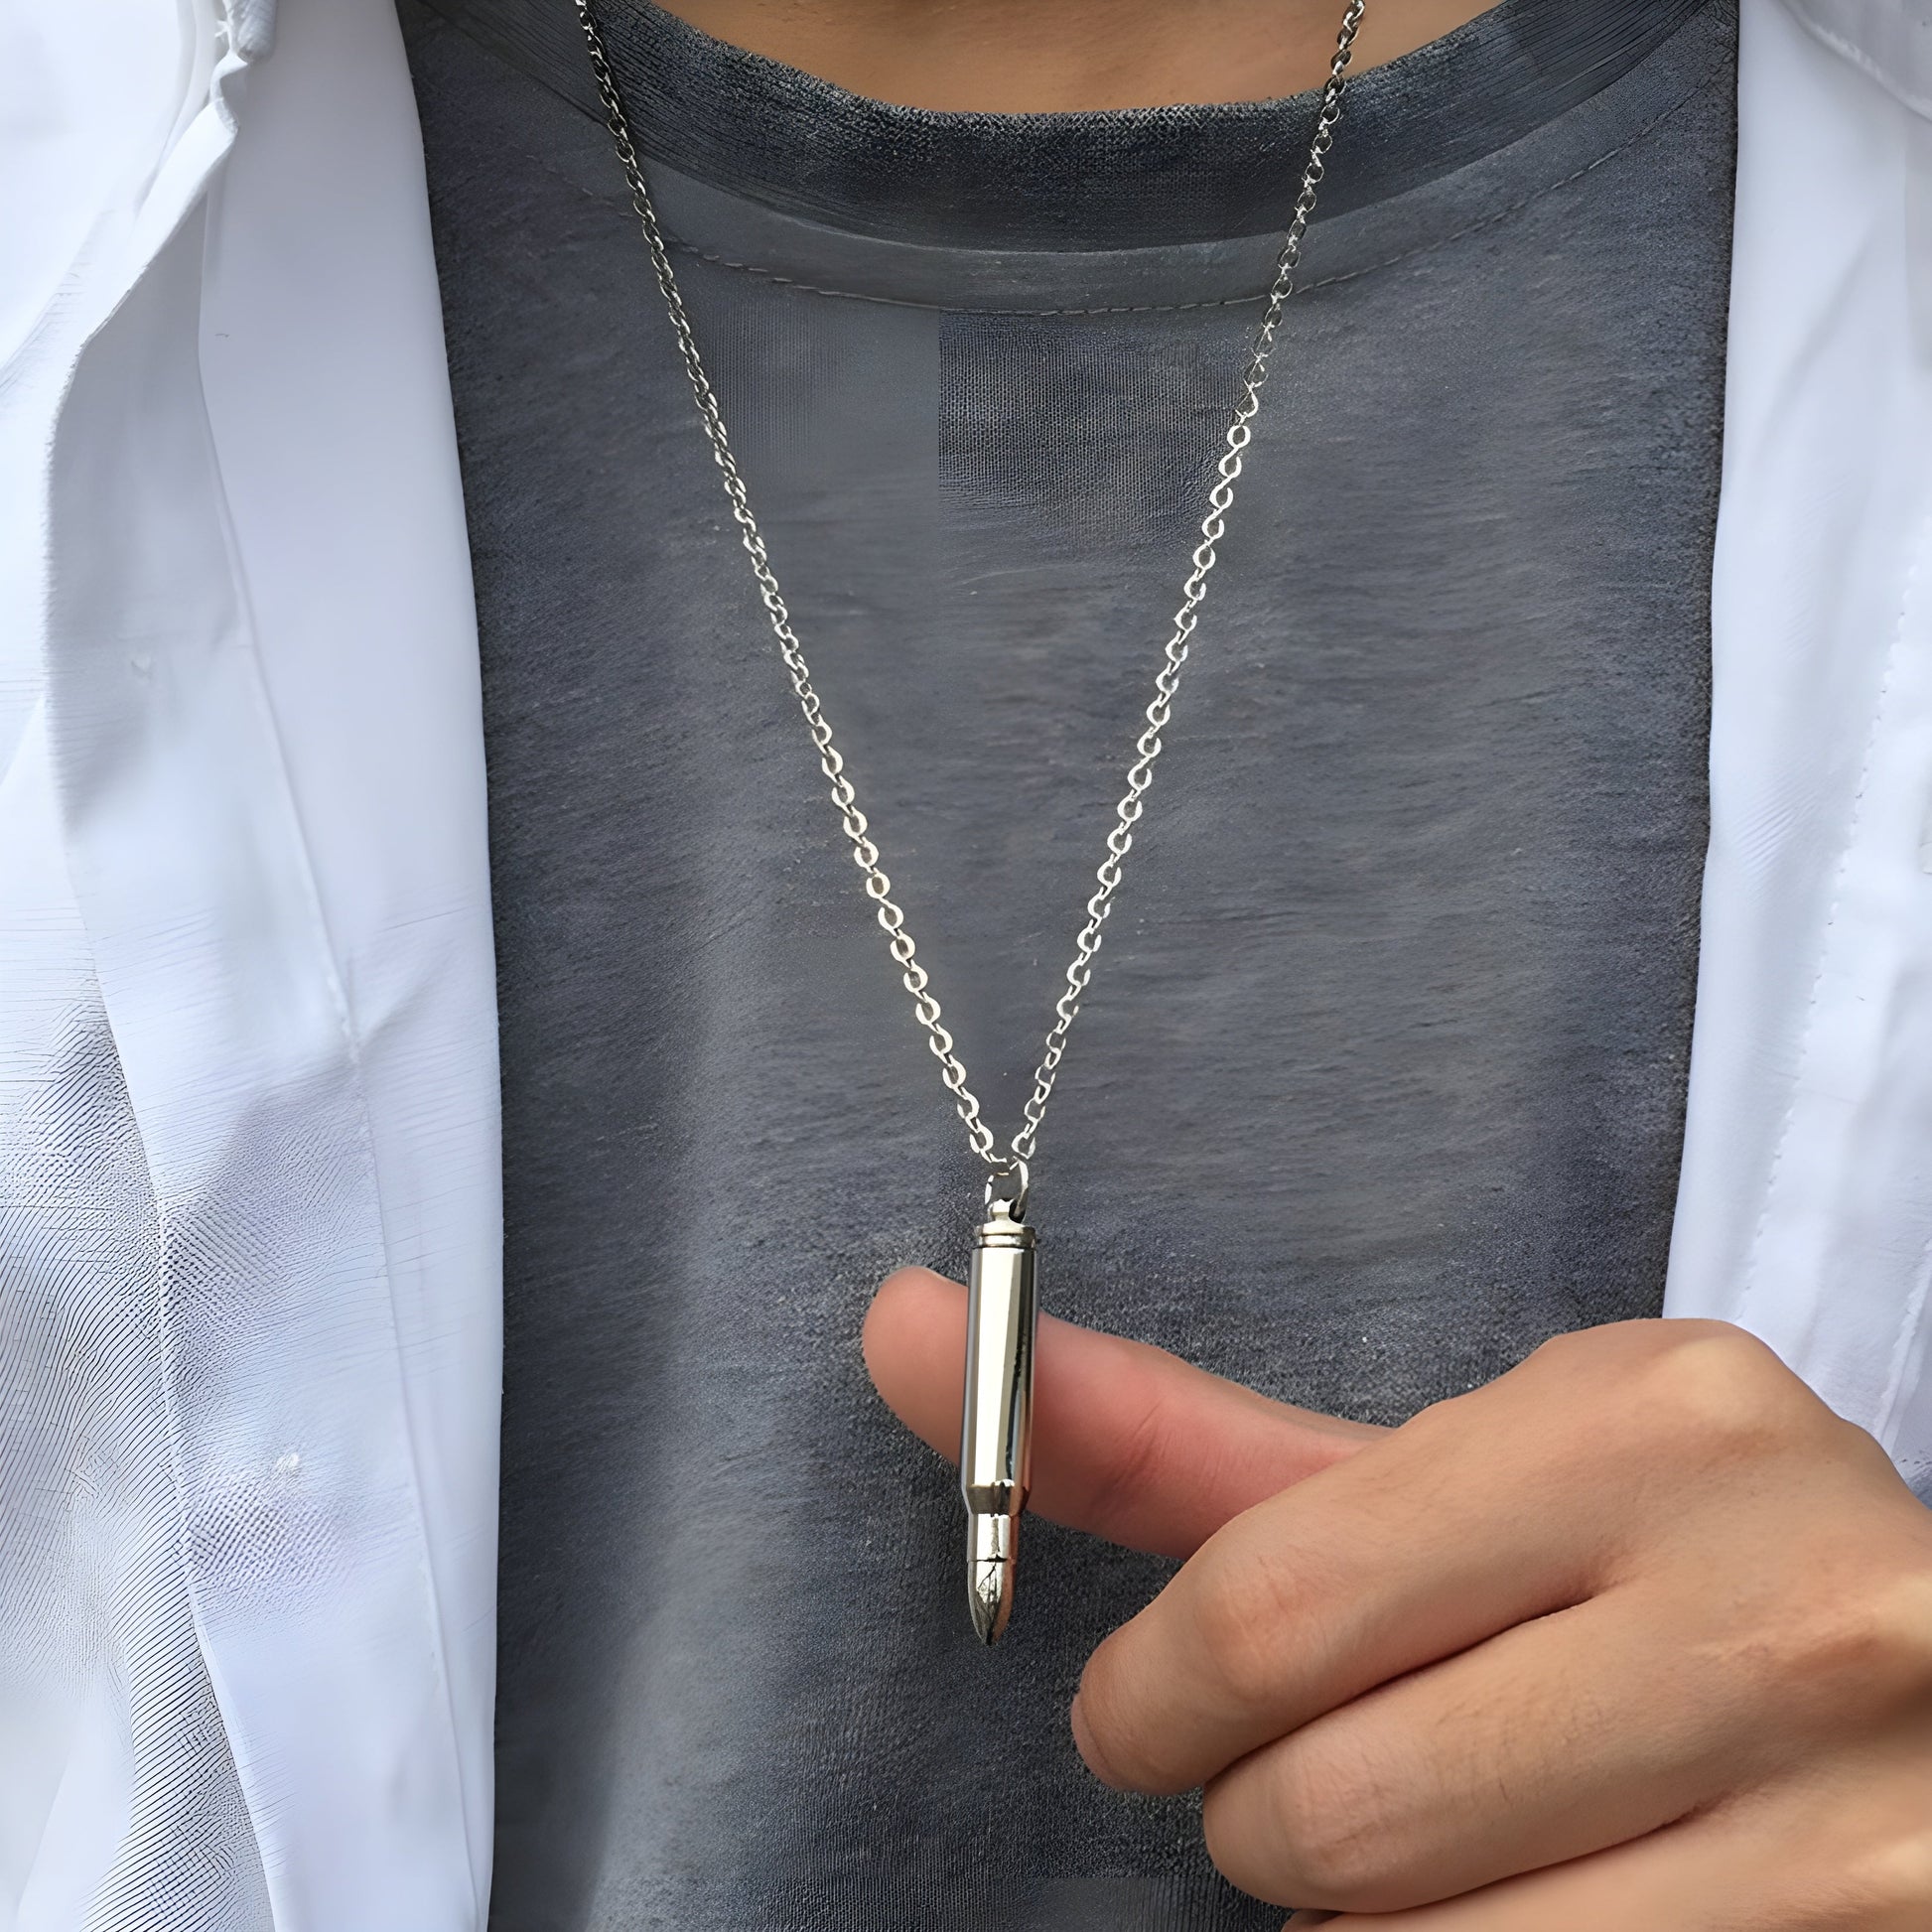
[866,1270,1932,1926]
[649,0,1493,111]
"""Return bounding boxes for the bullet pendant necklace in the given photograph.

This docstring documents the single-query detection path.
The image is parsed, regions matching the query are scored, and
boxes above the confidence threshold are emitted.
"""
[574,0,1366,1643]
[963,1191,1036,1641]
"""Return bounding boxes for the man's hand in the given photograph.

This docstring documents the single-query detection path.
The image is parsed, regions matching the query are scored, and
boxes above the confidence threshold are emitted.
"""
[865,1270,1932,1927]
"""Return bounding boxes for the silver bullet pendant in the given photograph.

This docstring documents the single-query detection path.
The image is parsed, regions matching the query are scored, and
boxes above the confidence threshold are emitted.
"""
[960,1195,1037,1643]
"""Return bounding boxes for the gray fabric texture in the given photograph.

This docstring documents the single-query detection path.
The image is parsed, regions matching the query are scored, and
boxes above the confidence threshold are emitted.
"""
[399,1,1736,1924]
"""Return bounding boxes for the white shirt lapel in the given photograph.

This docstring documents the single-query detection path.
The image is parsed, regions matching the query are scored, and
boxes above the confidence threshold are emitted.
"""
[3,0,498,1921]
[1670,0,1932,1499]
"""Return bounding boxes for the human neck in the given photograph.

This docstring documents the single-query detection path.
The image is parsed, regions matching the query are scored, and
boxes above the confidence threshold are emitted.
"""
[646,0,1499,111]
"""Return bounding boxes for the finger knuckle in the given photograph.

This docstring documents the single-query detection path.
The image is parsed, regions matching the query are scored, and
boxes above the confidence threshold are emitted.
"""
[1636,1322,1813,1458]
[1521,1316,1684,1381]
[1826,1827,1932,1927]
[1255,1735,1400,1908]
[1191,1555,1305,1714]
[1766,1565,1932,1720]
[1844,1567,1932,1701]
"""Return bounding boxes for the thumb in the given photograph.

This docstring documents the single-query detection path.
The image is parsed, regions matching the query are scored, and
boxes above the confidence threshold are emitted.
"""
[864,1268,1383,1561]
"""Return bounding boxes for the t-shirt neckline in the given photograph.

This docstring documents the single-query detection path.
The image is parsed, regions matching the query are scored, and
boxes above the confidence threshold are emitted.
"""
[589,0,1717,252]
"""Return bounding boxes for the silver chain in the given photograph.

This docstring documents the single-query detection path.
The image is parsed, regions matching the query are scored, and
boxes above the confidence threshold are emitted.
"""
[575,0,1366,1211]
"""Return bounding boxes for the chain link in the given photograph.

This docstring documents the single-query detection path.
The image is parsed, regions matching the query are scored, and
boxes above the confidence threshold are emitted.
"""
[575,0,1366,1205]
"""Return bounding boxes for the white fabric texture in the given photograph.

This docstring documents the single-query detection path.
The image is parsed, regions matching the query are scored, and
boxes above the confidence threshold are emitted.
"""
[0,0,497,1926]
[1667,0,1932,1500]
[0,0,1927,1924]
[1786,0,1932,111]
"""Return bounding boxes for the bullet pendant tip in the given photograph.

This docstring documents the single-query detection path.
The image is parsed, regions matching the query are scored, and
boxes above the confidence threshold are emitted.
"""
[970,1558,1013,1645]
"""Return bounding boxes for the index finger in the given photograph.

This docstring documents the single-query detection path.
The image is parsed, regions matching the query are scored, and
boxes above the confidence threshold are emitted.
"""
[865,1268,1379,1558]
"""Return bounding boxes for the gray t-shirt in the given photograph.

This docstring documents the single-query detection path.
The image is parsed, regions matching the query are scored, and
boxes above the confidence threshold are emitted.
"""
[400,1,1735,1924]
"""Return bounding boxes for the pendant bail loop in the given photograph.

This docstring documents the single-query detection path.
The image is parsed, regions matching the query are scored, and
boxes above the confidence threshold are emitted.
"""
[983,1156,1031,1222]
